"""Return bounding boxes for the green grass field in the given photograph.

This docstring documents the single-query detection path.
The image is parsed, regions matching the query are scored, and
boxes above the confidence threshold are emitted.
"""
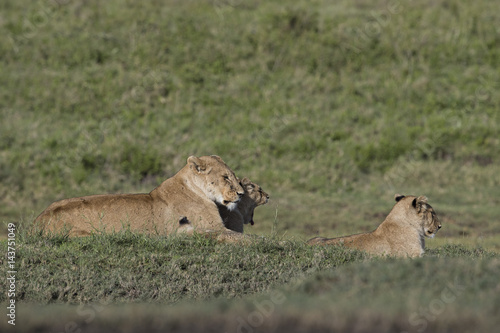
[1,0,500,331]
[1,231,499,332]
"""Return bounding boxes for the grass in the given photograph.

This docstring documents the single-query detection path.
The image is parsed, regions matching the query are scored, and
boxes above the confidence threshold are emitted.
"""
[0,230,366,305]
[1,0,500,331]
[0,231,499,332]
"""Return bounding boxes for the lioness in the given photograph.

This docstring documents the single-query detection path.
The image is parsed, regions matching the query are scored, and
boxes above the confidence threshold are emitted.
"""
[33,155,245,237]
[307,195,442,257]
[219,177,270,233]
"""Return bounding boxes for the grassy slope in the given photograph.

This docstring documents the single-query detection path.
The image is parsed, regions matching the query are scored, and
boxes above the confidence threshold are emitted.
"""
[1,0,500,331]
[0,232,499,332]
[0,232,366,305]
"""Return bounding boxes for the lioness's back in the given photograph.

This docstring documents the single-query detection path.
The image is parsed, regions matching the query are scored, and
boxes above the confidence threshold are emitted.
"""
[34,193,158,236]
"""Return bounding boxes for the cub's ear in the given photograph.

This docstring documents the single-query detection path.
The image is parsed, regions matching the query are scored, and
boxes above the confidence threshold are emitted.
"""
[395,194,405,202]
[417,196,428,204]
[187,156,211,174]
[240,177,252,186]
[412,196,428,211]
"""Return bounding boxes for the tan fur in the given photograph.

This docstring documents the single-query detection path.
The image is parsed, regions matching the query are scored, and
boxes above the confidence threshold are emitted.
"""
[307,194,442,257]
[33,155,245,238]
[219,177,270,232]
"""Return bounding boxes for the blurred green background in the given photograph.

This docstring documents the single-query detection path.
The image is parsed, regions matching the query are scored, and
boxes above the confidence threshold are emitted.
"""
[1,2,500,332]
[1,0,499,249]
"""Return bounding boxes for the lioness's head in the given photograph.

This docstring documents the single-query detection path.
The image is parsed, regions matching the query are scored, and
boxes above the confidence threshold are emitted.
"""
[187,155,244,211]
[394,194,442,238]
[239,177,270,225]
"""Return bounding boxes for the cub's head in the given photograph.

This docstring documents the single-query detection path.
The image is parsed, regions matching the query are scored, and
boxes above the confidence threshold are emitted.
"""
[394,194,442,238]
[239,177,270,225]
[187,155,244,210]
[240,177,269,207]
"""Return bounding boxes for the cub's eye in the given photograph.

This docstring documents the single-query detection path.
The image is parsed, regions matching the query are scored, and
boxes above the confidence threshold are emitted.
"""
[223,175,230,181]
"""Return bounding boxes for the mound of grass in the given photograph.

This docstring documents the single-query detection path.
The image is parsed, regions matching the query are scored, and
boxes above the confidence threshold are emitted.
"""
[4,230,495,306]
[0,231,365,305]
[1,232,497,332]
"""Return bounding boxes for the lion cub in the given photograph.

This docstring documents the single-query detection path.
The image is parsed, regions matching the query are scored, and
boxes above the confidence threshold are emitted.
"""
[218,177,270,233]
[307,194,442,257]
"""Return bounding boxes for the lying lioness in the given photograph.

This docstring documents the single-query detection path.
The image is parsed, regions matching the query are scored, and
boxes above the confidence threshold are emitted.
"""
[307,194,442,257]
[33,155,245,238]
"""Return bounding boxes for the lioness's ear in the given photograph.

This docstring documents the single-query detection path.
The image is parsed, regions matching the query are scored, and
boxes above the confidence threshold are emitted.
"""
[395,194,405,202]
[187,156,210,174]
[187,155,201,168]
[210,155,224,163]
